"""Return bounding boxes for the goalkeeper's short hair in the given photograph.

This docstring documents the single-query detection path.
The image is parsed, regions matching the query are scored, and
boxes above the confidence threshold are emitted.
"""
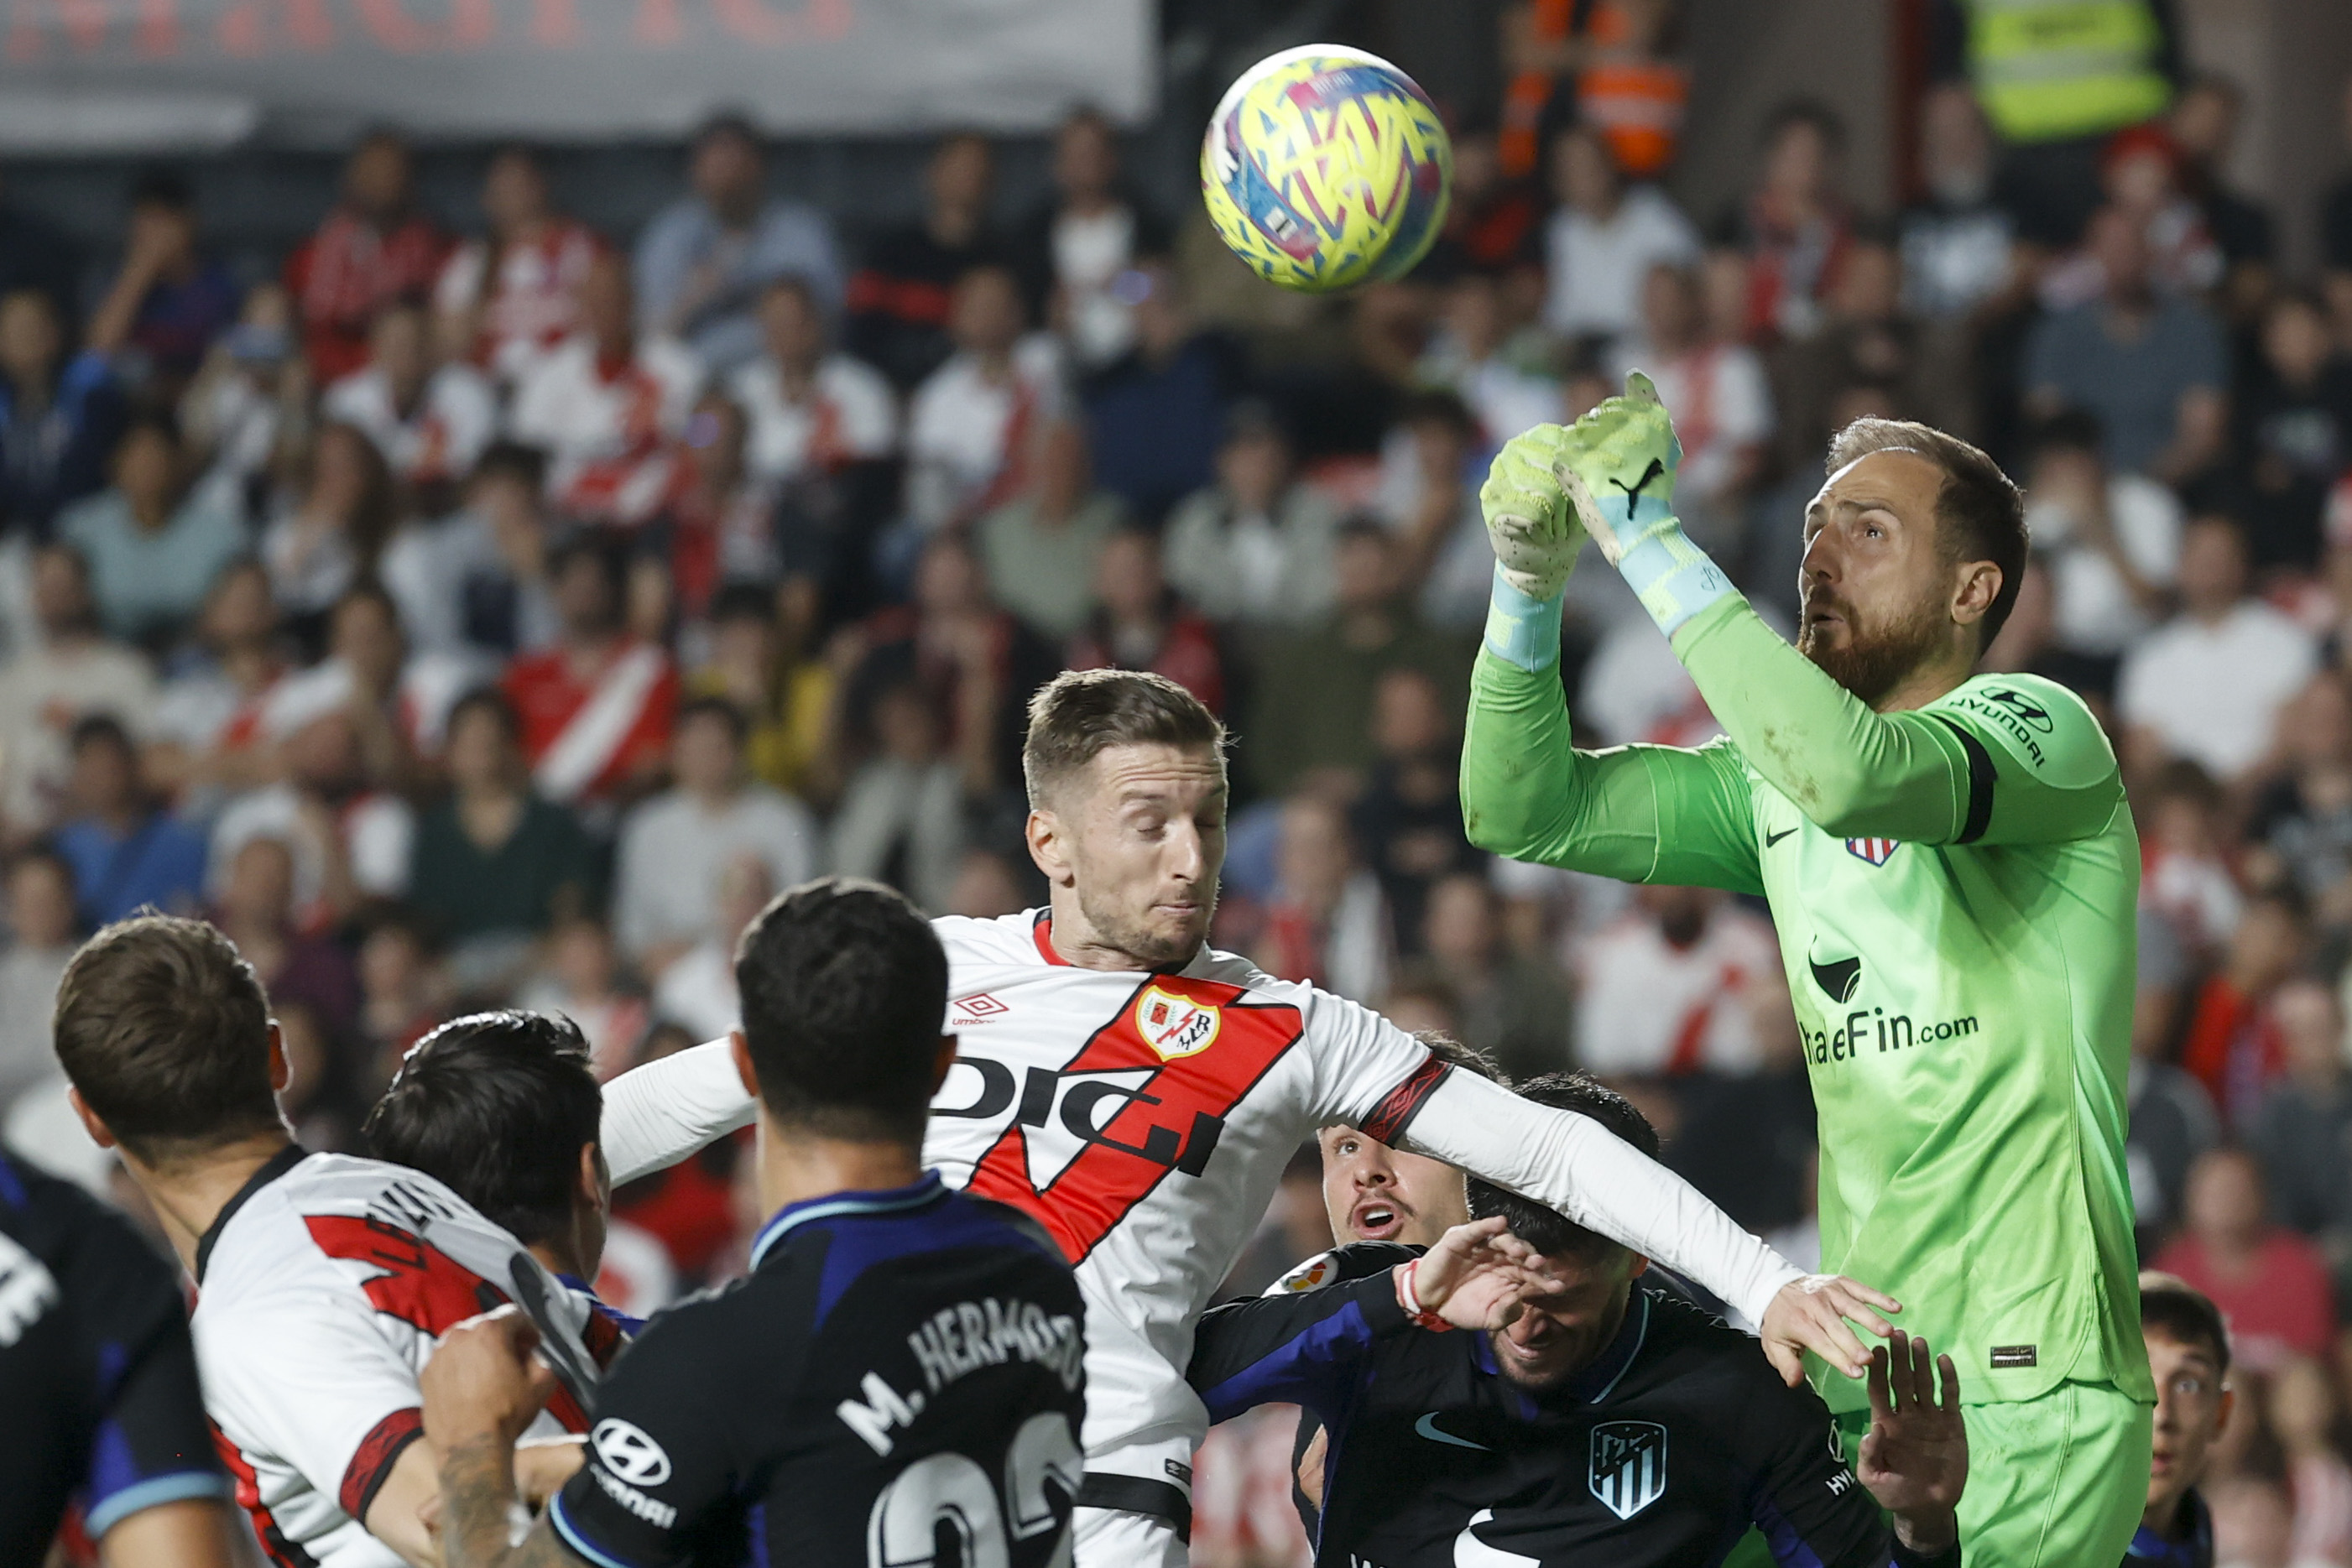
[1466,1072,1656,1263]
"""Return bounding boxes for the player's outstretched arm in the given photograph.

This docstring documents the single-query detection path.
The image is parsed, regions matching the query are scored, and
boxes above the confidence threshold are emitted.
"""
[1561,374,2112,847]
[600,1037,756,1186]
[1399,1068,1900,1384]
[1461,426,1765,892]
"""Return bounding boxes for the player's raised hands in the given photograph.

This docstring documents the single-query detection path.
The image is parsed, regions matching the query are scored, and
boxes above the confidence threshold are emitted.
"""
[1758,1273,1903,1385]
[1557,369,1686,569]
[1479,423,1584,602]
[1857,1331,1966,1555]
[420,1304,561,1452]
[1405,1216,1546,1331]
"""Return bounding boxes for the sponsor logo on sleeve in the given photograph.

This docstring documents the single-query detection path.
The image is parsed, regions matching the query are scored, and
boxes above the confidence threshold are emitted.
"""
[591,1420,671,1487]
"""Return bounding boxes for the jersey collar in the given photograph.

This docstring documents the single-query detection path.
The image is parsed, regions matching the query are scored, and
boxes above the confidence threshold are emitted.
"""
[195,1143,309,1284]
[2126,1488,2212,1563]
[748,1169,950,1271]
[1562,1287,1651,1404]
[1031,909,1069,966]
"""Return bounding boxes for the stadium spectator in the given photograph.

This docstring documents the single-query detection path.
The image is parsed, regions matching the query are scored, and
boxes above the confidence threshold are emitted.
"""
[1418,871,1572,1082]
[0,289,122,540]
[514,915,648,1080]
[1721,99,1854,343]
[2177,888,2308,1124]
[2245,978,2352,1273]
[2246,674,2352,924]
[2130,911,2223,1243]
[1418,124,1541,280]
[407,686,599,964]
[2134,1274,2233,1564]
[2156,1147,2337,1372]
[1244,792,1390,1004]
[319,301,497,498]
[633,113,844,375]
[613,695,817,973]
[409,440,558,659]
[1082,259,1235,524]
[176,282,304,502]
[1898,84,2016,323]
[283,130,451,383]
[1611,261,1771,552]
[354,905,450,1071]
[0,170,82,320]
[502,535,680,807]
[846,131,1005,392]
[2118,513,2316,785]
[1771,238,1927,470]
[208,833,359,1038]
[827,672,967,914]
[686,580,837,804]
[2231,288,2352,572]
[1161,404,1342,630]
[649,849,768,1038]
[903,263,1063,534]
[2021,409,2182,678]
[1421,270,1562,451]
[1541,119,1700,352]
[0,846,76,1112]
[51,714,205,926]
[434,143,605,386]
[1244,519,1473,799]
[2171,74,2276,308]
[143,558,281,806]
[206,696,415,920]
[1016,107,1170,371]
[1666,972,1821,1237]
[1377,389,1490,631]
[729,275,895,490]
[85,169,237,401]
[510,252,703,528]
[1571,882,1780,1078]
[2266,1356,2352,1565]
[1349,665,1477,956]
[979,419,1124,641]
[58,413,245,648]
[0,540,156,836]
[260,420,395,652]
[2026,205,2229,482]
[1064,527,1225,715]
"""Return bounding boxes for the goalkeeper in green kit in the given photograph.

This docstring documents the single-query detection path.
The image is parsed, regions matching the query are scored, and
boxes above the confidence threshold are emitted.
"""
[1463,378,2152,1568]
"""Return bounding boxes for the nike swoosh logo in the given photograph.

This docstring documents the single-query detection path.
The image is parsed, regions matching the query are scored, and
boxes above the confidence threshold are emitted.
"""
[1765,827,1797,847]
[1416,1413,1490,1451]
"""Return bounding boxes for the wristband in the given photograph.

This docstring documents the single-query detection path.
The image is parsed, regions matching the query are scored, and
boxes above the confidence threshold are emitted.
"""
[1614,517,1734,639]
[1395,1258,1452,1333]
[1484,565,1566,674]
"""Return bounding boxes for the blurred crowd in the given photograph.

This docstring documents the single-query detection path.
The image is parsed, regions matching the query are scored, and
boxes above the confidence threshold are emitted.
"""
[9,1,2352,1562]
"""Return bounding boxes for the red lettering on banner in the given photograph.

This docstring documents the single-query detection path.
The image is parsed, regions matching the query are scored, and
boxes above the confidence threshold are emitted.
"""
[354,0,492,52]
[631,0,680,43]
[216,0,332,57]
[530,0,576,46]
[7,0,111,61]
[712,0,847,44]
[135,0,178,56]
[964,977,1303,1263]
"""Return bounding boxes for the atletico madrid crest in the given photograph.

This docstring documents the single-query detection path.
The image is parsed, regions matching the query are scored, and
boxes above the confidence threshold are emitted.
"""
[1135,985,1222,1060]
[1845,837,1899,867]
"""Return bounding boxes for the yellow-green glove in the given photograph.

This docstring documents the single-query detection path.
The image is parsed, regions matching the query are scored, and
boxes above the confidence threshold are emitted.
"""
[1562,370,1734,638]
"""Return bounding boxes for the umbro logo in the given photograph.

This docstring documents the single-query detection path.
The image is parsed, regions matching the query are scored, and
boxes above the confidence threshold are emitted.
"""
[952,992,1008,1024]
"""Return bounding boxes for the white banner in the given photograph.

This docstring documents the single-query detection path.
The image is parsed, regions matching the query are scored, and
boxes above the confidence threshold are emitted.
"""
[0,0,1155,150]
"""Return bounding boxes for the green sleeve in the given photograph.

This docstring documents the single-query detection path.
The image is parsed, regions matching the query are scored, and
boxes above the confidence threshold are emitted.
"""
[1461,646,1765,894]
[1670,596,2124,847]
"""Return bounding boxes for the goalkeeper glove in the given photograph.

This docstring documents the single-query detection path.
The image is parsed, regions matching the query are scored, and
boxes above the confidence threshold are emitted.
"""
[1478,423,1583,672]
[1559,371,1734,638]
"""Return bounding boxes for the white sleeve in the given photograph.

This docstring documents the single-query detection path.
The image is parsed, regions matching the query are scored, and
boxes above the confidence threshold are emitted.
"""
[1394,1068,1803,1327]
[599,1039,757,1186]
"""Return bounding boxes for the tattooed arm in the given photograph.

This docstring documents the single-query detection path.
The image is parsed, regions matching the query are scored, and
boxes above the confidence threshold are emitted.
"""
[419,1308,587,1568]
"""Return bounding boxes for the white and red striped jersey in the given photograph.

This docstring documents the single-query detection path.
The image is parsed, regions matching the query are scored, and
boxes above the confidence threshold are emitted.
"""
[320,363,498,488]
[601,910,1804,1516]
[728,351,898,484]
[435,222,606,385]
[503,640,680,805]
[509,333,704,527]
[193,1149,621,1568]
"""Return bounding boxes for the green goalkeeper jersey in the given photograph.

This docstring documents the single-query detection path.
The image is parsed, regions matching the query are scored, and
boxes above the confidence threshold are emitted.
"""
[1462,592,2153,1414]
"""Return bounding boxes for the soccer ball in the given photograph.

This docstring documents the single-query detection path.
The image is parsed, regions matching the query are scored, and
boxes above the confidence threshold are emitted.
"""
[1201,44,1453,294]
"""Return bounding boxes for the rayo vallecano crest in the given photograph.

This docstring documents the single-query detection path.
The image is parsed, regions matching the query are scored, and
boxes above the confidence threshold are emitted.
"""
[1588,1420,1667,1519]
[1135,984,1221,1060]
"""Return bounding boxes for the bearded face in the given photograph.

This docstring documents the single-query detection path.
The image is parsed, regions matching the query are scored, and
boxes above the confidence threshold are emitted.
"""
[1797,575,1952,707]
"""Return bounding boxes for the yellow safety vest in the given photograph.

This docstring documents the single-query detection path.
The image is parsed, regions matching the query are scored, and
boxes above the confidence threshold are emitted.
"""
[1968,0,2172,143]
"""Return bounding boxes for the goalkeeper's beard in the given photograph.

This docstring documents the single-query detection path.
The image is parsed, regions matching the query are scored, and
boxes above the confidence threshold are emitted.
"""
[1797,589,1948,709]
